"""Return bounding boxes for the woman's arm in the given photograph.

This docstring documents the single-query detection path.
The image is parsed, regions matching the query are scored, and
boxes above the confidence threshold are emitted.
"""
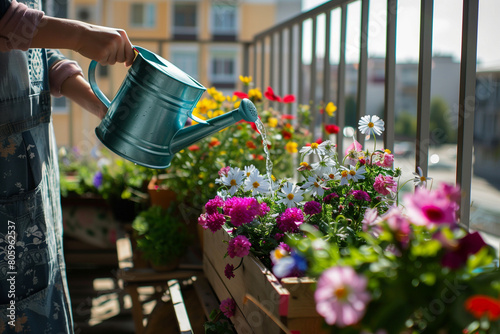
[60,73,107,120]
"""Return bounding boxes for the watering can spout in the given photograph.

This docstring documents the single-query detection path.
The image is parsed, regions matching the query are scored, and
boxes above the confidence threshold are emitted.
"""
[170,98,258,154]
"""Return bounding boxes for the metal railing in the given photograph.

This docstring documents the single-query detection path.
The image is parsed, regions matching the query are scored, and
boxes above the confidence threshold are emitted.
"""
[242,0,479,229]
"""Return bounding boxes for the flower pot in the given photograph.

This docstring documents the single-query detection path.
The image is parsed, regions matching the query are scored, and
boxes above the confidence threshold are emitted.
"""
[148,177,177,209]
[203,227,327,334]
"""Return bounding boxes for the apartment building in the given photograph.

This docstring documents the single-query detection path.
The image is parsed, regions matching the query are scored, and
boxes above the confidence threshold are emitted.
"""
[52,0,301,149]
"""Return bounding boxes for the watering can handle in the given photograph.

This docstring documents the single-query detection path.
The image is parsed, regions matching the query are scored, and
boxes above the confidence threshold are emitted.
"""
[88,60,111,108]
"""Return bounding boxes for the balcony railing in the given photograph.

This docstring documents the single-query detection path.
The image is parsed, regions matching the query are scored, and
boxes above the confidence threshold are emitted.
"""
[242,0,479,229]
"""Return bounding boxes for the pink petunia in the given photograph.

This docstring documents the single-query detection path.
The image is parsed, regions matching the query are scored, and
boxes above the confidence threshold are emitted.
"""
[205,196,224,214]
[224,263,235,279]
[315,266,371,327]
[373,174,398,196]
[224,197,262,226]
[227,235,251,258]
[219,298,237,318]
[276,207,304,233]
[403,186,457,226]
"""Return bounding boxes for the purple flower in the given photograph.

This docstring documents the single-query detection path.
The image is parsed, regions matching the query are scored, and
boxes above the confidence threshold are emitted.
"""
[205,196,224,215]
[218,166,230,177]
[224,264,235,279]
[381,207,411,248]
[224,197,261,226]
[205,213,226,232]
[220,298,236,318]
[272,251,307,278]
[351,190,371,202]
[404,186,457,226]
[93,171,103,188]
[373,174,397,196]
[304,201,322,215]
[315,266,371,327]
[276,207,304,233]
[274,233,284,241]
[441,232,487,269]
[323,192,339,203]
[227,235,251,258]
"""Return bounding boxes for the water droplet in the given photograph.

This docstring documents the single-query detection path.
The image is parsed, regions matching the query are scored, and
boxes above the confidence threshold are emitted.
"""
[255,119,274,191]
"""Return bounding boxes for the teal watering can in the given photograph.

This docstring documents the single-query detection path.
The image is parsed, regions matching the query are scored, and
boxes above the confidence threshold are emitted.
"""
[88,46,258,169]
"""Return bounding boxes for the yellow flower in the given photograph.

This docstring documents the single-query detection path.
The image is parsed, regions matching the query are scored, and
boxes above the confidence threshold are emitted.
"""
[325,102,337,117]
[239,75,252,85]
[271,175,277,182]
[248,88,262,101]
[233,101,241,109]
[385,149,392,154]
[268,117,278,128]
[209,183,215,188]
[285,141,298,153]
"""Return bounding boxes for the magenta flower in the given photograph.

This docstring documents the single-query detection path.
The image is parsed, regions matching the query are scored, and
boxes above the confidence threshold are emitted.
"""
[276,207,304,233]
[224,197,261,226]
[224,263,235,279]
[380,207,411,248]
[315,266,371,327]
[220,298,236,318]
[375,152,394,168]
[218,166,230,177]
[227,235,251,258]
[205,196,224,215]
[260,202,271,216]
[362,208,381,237]
[351,190,371,202]
[404,186,457,226]
[323,192,339,203]
[205,212,226,232]
[304,201,322,215]
[373,174,397,196]
[441,231,487,269]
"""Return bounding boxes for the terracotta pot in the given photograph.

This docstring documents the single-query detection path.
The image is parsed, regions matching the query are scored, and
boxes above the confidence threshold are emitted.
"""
[147,177,177,209]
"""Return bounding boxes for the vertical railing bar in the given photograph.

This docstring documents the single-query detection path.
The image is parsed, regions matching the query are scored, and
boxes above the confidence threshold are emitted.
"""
[384,0,397,153]
[270,33,275,109]
[416,0,433,179]
[337,4,348,156]
[243,42,250,92]
[309,16,318,140]
[456,0,479,229]
[356,0,369,147]
[252,39,258,85]
[298,23,304,105]
[288,25,295,115]
[278,30,284,98]
[322,10,332,140]
[260,38,265,96]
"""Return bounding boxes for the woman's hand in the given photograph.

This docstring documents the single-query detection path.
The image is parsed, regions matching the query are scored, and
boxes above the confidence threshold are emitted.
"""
[60,73,108,120]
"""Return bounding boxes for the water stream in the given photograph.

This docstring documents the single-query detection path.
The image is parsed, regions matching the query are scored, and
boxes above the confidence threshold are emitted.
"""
[254,118,274,192]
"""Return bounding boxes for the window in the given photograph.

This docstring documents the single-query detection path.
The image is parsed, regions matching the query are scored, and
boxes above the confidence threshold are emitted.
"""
[130,3,156,28]
[173,3,197,39]
[210,50,237,87]
[211,4,237,38]
[170,50,199,80]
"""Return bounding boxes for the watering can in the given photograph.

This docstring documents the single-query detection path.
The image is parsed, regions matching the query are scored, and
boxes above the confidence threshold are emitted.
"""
[88,46,258,169]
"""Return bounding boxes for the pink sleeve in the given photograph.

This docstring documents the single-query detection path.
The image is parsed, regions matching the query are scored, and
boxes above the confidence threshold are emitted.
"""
[0,0,44,51]
[49,60,84,97]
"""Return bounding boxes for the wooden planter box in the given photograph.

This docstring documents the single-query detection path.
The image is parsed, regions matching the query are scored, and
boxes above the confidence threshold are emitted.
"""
[203,228,327,334]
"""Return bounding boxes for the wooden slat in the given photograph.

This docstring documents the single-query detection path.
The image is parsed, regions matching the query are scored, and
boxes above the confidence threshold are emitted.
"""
[288,25,295,115]
[384,0,397,153]
[260,38,265,93]
[280,277,319,319]
[309,16,318,139]
[193,276,221,319]
[356,0,370,147]
[336,4,348,155]
[322,10,332,140]
[168,280,193,334]
[416,0,434,177]
[456,0,479,228]
[298,23,304,104]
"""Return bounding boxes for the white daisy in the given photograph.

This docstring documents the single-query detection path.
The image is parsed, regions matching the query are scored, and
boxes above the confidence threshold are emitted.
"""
[277,182,304,208]
[358,115,385,136]
[219,167,245,195]
[413,166,433,188]
[311,157,336,177]
[347,165,366,182]
[302,176,325,197]
[323,167,341,182]
[318,140,337,158]
[299,142,326,156]
[339,167,350,186]
[244,172,270,195]
[243,165,257,178]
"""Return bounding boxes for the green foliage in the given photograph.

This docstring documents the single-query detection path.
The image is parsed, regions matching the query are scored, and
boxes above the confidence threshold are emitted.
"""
[395,110,417,139]
[204,309,235,334]
[132,205,190,266]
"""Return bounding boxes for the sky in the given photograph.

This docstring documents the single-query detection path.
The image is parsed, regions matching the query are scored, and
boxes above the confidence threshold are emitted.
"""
[301,0,500,68]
